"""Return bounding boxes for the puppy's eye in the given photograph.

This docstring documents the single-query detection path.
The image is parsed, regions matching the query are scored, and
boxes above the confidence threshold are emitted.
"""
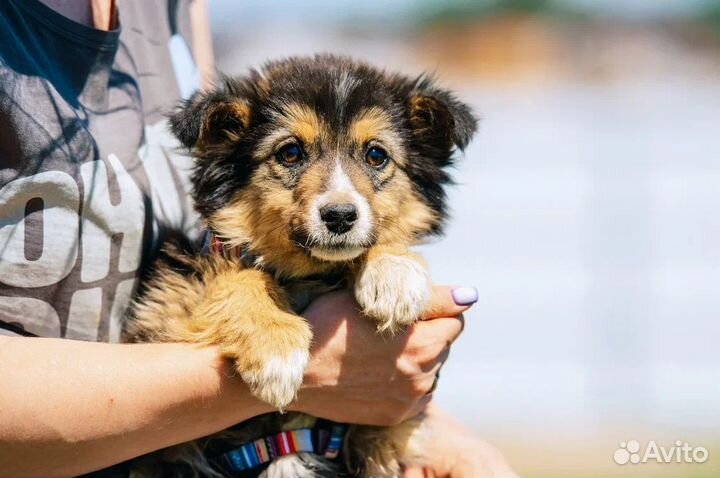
[365,146,388,169]
[276,143,303,165]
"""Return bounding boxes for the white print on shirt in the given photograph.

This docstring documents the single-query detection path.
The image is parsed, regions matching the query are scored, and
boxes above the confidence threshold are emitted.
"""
[0,170,80,287]
[0,156,145,340]
[80,154,144,282]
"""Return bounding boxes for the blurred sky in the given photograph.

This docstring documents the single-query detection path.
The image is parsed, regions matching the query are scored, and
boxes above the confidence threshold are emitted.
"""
[209,2,720,476]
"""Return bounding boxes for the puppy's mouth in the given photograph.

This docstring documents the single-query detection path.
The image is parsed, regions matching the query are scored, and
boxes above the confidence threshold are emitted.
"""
[309,243,367,262]
[289,228,372,262]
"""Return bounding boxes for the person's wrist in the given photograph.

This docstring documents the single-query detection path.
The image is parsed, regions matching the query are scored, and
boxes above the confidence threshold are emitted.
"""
[204,346,274,419]
[286,377,325,415]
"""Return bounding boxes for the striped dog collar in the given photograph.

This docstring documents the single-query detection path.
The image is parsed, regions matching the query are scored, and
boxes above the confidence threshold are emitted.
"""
[212,422,347,476]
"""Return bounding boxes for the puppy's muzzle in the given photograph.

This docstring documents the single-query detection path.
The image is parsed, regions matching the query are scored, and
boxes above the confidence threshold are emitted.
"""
[319,203,358,235]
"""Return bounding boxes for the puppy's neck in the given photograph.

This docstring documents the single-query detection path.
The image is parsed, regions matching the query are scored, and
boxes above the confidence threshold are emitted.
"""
[206,231,354,280]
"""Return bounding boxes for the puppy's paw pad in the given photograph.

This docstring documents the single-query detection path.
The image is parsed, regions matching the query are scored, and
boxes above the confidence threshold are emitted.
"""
[355,254,430,332]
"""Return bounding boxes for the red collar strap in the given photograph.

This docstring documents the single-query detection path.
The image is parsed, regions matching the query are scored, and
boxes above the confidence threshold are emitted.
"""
[205,231,243,261]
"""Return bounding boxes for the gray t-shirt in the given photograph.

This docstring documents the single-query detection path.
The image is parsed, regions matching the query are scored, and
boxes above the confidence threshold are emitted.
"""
[0,0,201,341]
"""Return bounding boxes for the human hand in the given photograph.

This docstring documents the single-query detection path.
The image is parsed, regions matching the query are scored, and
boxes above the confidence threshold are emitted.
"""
[292,285,477,426]
[402,404,518,478]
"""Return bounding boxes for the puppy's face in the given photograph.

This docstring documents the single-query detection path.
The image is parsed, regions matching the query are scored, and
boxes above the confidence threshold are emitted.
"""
[171,55,476,275]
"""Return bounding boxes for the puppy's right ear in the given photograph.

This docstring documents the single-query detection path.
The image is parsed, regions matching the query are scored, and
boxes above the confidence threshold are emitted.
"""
[169,92,251,150]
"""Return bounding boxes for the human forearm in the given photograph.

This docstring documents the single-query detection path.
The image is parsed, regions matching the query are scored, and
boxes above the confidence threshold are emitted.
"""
[0,284,476,476]
[0,336,270,478]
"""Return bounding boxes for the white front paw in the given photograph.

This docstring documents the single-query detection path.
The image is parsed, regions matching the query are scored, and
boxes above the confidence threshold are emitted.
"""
[355,254,430,333]
[241,349,309,411]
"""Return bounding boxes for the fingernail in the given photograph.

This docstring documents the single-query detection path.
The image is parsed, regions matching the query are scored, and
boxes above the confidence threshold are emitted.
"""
[451,286,478,306]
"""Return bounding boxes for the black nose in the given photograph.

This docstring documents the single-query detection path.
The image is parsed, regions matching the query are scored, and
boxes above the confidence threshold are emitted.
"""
[320,203,358,234]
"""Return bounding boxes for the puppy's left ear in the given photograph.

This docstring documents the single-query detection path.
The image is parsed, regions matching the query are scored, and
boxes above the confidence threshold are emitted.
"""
[169,91,251,150]
[406,84,477,154]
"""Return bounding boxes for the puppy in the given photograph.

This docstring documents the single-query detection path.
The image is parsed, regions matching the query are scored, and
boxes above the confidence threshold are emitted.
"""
[125,54,477,478]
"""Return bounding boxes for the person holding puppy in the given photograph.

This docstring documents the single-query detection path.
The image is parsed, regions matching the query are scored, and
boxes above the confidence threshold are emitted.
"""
[0,1,515,477]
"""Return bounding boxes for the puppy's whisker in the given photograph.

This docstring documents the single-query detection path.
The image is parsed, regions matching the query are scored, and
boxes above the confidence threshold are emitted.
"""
[291,241,310,250]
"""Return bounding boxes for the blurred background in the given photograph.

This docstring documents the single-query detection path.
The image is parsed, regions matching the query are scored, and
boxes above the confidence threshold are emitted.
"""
[209,1,720,476]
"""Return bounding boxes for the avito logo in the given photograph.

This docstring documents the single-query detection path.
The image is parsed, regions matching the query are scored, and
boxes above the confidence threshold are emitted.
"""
[614,440,709,465]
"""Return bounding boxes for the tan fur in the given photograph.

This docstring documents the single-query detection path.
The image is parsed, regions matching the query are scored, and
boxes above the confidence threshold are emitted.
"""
[198,101,251,147]
[284,103,325,146]
[296,160,334,203]
[349,107,393,146]
[346,415,427,477]
[374,182,438,247]
[127,252,312,409]
[230,102,252,128]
